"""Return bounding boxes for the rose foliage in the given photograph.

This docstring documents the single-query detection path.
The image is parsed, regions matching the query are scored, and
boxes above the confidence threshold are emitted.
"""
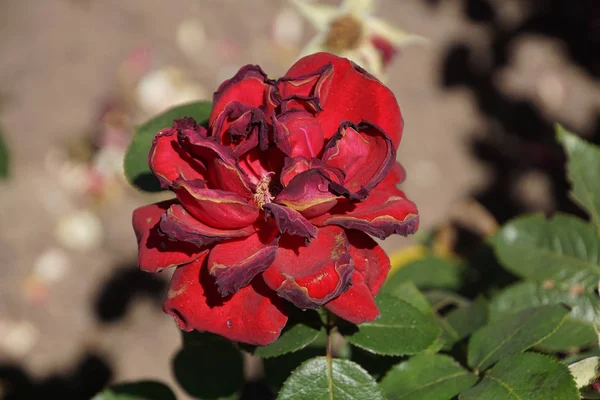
[132,53,418,345]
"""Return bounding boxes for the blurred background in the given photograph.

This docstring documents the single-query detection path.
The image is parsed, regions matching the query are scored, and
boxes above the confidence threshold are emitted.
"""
[0,0,599,398]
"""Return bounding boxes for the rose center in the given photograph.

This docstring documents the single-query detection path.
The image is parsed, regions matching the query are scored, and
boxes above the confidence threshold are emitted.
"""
[324,14,364,51]
[254,173,275,208]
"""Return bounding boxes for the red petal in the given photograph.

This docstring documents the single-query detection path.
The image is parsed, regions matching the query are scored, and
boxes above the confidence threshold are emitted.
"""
[272,111,325,158]
[283,53,403,148]
[324,272,380,324]
[173,178,259,229]
[210,65,274,127]
[207,226,279,296]
[149,123,207,188]
[132,200,205,273]
[263,203,318,241]
[312,189,419,239]
[275,169,340,219]
[179,128,253,197]
[164,255,288,346]
[159,204,254,247]
[262,226,353,309]
[323,121,395,201]
[280,156,345,187]
[347,230,391,295]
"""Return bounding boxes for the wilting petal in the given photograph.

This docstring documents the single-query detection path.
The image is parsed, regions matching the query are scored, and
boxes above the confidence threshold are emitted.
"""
[159,204,254,247]
[283,53,403,147]
[179,128,253,197]
[278,62,334,113]
[347,230,391,295]
[207,227,279,296]
[324,272,380,324]
[322,121,395,200]
[275,169,339,218]
[173,179,259,229]
[210,101,268,155]
[263,226,353,309]
[149,122,207,188]
[210,65,275,127]
[272,111,325,158]
[263,203,317,241]
[377,162,406,195]
[164,255,288,346]
[238,147,285,187]
[312,189,419,239]
[132,200,205,272]
[280,156,345,187]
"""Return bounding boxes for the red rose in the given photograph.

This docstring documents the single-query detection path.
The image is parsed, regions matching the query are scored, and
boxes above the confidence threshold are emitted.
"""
[132,53,418,346]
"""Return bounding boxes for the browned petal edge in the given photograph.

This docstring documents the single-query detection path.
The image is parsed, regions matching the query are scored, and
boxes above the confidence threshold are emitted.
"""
[326,213,419,240]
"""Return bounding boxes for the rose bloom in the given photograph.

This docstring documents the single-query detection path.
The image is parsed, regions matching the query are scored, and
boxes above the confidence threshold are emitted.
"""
[132,53,418,346]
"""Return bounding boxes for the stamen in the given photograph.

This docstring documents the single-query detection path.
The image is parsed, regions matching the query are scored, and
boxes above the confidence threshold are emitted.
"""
[254,172,275,208]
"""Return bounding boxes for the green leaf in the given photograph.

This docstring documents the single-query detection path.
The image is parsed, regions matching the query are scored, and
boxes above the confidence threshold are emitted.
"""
[173,332,243,399]
[277,357,384,400]
[264,344,326,390]
[438,296,489,351]
[467,304,569,371]
[0,126,8,179]
[347,344,401,380]
[460,352,580,400]
[245,308,323,358]
[382,256,463,292]
[569,357,600,389]
[491,213,600,290]
[380,354,477,400]
[92,381,176,400]
[388,281,433,315]
[490,281,598,350]
[341,293,441,356]
[557,125,600,228]
[124,101,212,192]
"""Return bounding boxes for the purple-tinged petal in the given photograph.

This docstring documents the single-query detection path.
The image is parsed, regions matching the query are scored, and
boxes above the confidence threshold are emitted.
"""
[173,178,259,229]
[263,203,317,241]
[322,120,395,201]
[275,169,340,218]
[159,204,254,247]
[207,227,279,296]
[312,189,419,239]
[210,101,269,155]
[263,226,353,309]
[132,200,205,273]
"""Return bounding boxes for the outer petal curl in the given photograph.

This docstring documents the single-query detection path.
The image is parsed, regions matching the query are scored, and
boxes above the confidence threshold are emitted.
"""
[132,200,205,273]
[283,53,403,147]
[312,189,419,239]
[262,226,353,309]
[164,254,288,346]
